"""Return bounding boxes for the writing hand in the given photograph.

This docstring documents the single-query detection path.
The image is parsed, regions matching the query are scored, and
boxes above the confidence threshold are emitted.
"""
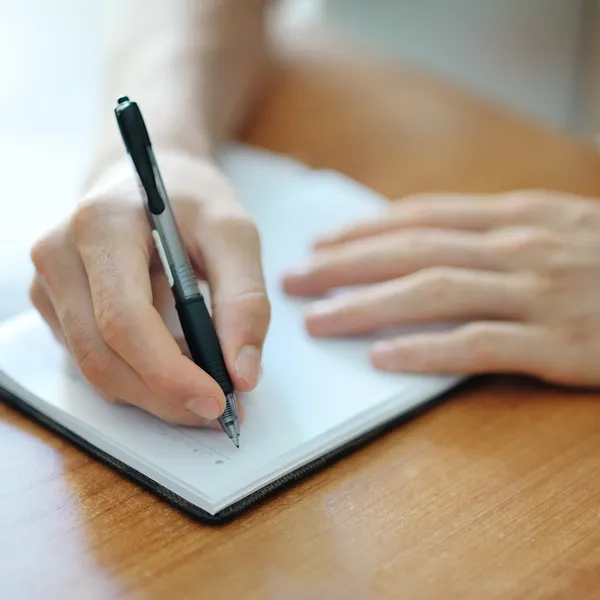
[29,152,270,425]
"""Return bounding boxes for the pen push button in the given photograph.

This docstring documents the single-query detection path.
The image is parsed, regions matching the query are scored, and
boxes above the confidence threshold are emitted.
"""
[152,229,174,288]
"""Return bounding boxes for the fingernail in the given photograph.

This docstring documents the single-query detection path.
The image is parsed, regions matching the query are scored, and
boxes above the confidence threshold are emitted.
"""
[314,232,338,246]
[306,301,338,318]
[372,341,409,369]
[372,340,396,356]
[185,397,221,420]
[235,345,262,385]
[284,265,311,279]
[371,342,395,365]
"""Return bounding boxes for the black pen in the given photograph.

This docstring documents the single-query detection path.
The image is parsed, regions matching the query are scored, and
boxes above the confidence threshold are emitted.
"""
[114,96,240,448]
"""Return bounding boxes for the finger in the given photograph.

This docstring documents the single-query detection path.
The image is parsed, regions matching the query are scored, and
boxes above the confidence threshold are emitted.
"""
[313,192,567,247]
[304,268,534,337]
[283,228,502,297]
[73,199,227,417]
[193,210,271,392]
[28,274,64,345]
[370,321,549,377]
[34,224,221,426]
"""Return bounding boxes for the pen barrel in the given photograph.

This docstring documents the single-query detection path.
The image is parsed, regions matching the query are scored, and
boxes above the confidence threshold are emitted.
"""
[172,259,200,299]
[175,296,234,395]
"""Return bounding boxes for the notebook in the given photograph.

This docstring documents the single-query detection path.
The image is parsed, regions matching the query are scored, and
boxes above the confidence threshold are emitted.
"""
[0,144,461,523]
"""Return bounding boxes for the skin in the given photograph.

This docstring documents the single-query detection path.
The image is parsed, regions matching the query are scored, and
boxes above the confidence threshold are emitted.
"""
[29,0,273,426]
[29,1,600,430]
[282,191,600,388]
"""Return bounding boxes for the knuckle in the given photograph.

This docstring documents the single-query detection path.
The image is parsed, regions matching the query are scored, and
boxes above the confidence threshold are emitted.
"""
[207,212,260,247]
[496,227,562,258]
[506,189,553,217]
[61,310,113,387]
[77,345,114,388]
[396,228,424,246]
[418,267,456,298]
[392,197,431,221]
[28,278,45,308]
[71,197,111,242]
[243,291,271,330]
[557,316,593,346]
[30,236,57,277]
[213,289,271,341]
[563,201,599,228]
[535,272,570,296]
[534,342,582,385]
[222,290,271,330]
[460,323,489,344]
[459,324,498,363]
[95,302,133,348]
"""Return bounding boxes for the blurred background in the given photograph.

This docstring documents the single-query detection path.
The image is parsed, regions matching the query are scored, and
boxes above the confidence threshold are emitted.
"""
[1,0,599,319]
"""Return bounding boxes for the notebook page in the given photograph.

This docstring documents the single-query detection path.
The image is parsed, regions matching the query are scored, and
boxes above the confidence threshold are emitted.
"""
[0,145,460,513]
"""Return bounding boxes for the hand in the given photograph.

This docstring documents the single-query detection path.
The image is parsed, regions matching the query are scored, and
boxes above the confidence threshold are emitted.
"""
[29,152,270,426]
[282,191,600,387]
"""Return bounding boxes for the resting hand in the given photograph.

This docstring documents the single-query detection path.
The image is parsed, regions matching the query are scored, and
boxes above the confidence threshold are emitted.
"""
[29,152,270,426]
[283,191,600,387]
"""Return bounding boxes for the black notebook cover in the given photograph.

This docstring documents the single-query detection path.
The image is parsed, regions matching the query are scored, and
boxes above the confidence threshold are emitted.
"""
[0,383,459,524]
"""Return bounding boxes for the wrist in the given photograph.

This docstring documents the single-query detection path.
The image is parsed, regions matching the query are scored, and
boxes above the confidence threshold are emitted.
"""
[82,148,234,206]
[84,135,216,188]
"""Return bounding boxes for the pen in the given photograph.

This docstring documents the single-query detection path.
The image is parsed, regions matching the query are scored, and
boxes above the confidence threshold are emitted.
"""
[114,96,240,448]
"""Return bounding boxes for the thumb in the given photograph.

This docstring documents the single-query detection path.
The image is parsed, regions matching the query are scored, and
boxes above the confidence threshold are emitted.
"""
[193,209,271,392]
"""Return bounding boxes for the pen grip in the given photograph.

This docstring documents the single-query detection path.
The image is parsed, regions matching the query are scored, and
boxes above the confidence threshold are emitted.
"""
[175,296,234,395]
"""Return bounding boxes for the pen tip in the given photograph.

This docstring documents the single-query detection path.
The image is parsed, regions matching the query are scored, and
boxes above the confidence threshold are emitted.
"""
[233,436,239,449]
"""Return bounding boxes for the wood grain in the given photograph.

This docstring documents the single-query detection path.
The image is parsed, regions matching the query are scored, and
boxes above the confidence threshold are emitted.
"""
[4,34,600,600]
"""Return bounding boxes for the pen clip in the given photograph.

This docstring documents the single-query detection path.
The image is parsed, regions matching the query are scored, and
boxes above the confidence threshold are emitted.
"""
[114,96,165,215]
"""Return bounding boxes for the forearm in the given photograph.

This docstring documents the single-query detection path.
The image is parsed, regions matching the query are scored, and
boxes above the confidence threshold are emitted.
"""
[88,0,272,183]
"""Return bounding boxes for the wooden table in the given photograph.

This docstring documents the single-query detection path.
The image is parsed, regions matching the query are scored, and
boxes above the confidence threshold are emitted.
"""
[4,40,600,600]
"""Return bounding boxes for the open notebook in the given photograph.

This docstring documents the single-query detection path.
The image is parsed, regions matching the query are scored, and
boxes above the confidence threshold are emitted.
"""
[0,145,461,523]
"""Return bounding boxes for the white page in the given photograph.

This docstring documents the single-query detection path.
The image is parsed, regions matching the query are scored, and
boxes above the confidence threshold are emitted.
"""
[0,145,460,514]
